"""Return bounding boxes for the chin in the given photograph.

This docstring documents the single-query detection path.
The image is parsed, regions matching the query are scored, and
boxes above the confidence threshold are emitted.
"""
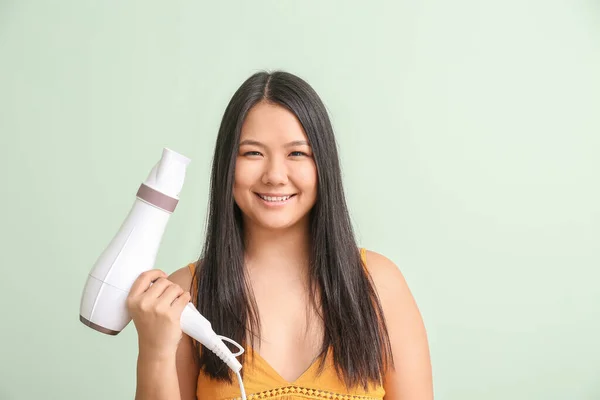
[246,212,309,232]
[255,218,300,231]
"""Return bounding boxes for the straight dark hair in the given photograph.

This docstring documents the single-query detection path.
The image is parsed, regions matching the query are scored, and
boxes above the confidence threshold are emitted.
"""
[192,70,393,390]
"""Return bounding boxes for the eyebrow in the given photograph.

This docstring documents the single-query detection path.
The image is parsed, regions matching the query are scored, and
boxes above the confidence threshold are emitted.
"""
[239,139,310,148]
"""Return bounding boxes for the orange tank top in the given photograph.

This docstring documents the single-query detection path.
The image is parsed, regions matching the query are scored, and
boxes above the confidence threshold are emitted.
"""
[186,248,385,400]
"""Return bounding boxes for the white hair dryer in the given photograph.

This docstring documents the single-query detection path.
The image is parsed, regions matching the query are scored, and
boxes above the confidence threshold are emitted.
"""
[79,147,243,374]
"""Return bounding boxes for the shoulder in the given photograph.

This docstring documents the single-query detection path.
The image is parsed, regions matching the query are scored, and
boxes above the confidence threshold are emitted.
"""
[361,249,407,295]
[361,249,434,399]
[167,262,196,294]
[361,249,414,318]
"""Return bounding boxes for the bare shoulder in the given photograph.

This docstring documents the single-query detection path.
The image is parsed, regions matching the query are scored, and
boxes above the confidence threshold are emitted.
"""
[168,263,195,294]
[361,250,418,328]
[362,249,434,400]
[362,250,407,295]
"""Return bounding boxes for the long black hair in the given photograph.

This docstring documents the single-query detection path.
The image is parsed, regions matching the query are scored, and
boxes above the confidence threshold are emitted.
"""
[192,70,393,390]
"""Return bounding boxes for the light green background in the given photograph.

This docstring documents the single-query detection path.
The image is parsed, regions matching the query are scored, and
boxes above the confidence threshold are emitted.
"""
[1,1,598,399]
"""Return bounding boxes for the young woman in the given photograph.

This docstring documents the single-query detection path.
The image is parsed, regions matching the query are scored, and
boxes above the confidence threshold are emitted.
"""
[126,71,433,400]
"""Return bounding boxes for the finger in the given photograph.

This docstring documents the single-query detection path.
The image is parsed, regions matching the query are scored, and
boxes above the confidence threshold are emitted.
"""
[129,270,168,297]
[144,277,173,298]
[156,284,184,307]
[171,291,192,314]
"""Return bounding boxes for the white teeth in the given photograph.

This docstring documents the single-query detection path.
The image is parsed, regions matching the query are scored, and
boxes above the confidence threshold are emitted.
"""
[259,194,292,202]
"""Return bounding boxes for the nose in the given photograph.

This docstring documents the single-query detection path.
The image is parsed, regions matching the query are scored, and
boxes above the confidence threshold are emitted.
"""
[261,156,288,186]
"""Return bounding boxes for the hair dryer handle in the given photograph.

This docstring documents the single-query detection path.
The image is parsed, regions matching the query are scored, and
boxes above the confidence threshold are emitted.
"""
[180,303,243,372]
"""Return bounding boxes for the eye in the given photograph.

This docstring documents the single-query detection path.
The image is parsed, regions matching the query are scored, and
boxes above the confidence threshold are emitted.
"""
[243,151,262,157]
[289,151,308,157]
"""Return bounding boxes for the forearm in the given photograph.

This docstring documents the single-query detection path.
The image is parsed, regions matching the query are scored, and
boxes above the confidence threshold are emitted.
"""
[135,350,181,400]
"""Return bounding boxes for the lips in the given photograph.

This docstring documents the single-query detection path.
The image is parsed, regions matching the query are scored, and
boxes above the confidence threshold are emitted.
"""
[255,193,297,203]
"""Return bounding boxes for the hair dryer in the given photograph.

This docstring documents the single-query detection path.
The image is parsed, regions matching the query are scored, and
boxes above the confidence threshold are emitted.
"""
[79,148,243,374]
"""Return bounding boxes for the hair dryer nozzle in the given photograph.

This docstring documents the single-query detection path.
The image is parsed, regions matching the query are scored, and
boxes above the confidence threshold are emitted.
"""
[162,147,192,166]
[143,148,191,200]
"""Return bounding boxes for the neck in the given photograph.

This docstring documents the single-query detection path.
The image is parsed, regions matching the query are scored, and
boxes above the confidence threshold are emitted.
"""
[242,219,312,274]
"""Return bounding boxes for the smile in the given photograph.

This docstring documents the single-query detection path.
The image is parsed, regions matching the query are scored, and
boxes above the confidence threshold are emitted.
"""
[255,193,296,203]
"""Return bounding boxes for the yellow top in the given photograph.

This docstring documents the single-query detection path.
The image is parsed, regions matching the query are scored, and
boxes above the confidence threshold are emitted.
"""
[187,248,385,400]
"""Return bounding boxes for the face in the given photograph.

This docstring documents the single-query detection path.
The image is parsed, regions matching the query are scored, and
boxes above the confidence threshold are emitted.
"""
[233,101,318,232]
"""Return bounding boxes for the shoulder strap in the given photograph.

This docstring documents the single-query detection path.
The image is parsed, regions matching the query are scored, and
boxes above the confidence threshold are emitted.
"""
[187,262,198,301]
[360,247,368,271]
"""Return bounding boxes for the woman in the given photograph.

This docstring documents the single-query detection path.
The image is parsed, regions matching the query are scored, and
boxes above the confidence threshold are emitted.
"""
[127,71,433,400]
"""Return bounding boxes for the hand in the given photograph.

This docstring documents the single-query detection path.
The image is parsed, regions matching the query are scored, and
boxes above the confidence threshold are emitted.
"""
[126,269,191,358]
